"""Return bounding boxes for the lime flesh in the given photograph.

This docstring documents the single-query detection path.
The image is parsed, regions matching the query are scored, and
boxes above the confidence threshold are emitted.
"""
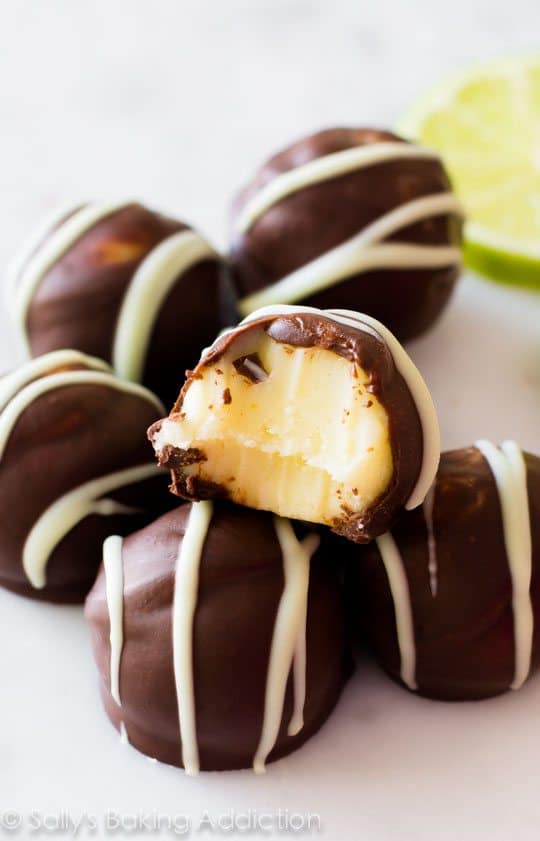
[399,55,540,289]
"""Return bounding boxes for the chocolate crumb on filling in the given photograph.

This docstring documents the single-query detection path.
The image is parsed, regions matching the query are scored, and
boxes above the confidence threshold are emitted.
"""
[158,444,207,470]
[233,353,268,383]
[149,308,432,543]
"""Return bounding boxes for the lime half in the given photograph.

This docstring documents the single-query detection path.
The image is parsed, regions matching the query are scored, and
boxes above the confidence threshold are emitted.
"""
[399,55,540,290]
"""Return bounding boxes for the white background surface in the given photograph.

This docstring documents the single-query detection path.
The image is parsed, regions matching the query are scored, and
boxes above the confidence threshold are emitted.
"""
[1,2,540,840]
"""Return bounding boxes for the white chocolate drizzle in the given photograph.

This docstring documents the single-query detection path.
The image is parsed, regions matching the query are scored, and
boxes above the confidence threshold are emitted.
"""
[239,193,462,316]
[170,503,318,776]
[239,304,440,510]
[376,532,417,690]
[6,201,84,302]
[112,230,217,382]
[119,722,129,745]
[0,349,111,415]
[172,501,214,776]
[253,519,318,774]
[236,142,445,233]
[236,141,462,317]
[9,202,218,381]
[23,463,161,589]
[0,359,165,588]
[423,483,438,597]
[289,532,320,737]
[11,200,130,353]
[103,535,125,706]
[0,369,164,459]
[475,440,533,690]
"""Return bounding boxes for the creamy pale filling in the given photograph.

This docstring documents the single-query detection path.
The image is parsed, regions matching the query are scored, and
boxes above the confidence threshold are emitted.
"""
[155,334,393,525]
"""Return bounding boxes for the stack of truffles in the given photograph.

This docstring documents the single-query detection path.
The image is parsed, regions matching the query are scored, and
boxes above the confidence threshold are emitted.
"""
[2,127,538,775]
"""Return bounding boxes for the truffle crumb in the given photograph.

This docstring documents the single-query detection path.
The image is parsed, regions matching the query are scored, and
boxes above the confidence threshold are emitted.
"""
[233,353,268,383]
[159,445,207,469]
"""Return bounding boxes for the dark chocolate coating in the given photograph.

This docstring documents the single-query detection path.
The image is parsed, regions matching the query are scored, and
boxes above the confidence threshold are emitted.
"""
[230,128,462,341]
[347,447,540,700]
[0,360,174,603]
[150,310,425,543]
[17,203,235,407]
[85,502,353,771]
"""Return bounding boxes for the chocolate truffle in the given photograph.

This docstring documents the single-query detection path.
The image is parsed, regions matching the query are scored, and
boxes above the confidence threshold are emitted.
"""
[0,349,173,602]
[85,501,352,772]
[7,201,235,406]
[149,305,440,543]
[230,128,463,341]
[348,442,540,700]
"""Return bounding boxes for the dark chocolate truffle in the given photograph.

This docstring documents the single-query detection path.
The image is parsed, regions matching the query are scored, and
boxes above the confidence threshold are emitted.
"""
[7,201,235,406]
[230,128,463,341]
[0,350,173,602]
[85,501,352,773]
[348,442,540,700]
[149,305,440,543]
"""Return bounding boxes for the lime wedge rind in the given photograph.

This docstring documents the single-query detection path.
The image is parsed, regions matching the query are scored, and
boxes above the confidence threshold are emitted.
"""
[464,223,540,291]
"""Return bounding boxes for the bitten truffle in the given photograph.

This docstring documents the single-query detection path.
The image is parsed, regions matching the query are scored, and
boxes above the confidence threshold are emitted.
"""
[0,350,173,602]
[347,442,540,700]
[230,128,463,341]
[7,201,235,406]
[149,305,440,543]
[85,501,352,773]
